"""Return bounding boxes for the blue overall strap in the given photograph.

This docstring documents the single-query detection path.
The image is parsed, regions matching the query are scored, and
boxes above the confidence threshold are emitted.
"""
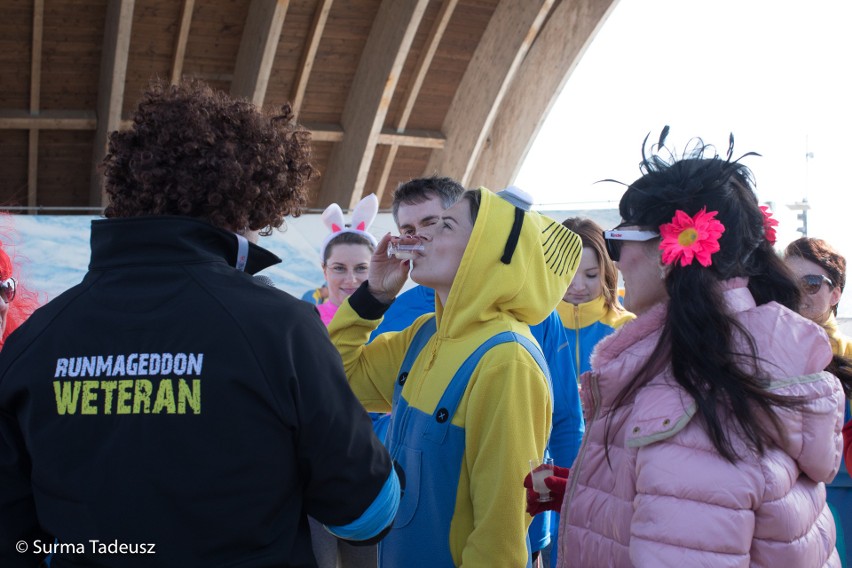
[424,331,550,445]
[378,328,546,568]
[417,330,547,568]
[386,316,436,448]
[391,316,437,409]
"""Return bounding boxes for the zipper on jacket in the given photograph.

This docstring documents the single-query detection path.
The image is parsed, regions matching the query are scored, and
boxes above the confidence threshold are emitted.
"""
[424,339,440,372]
[573,305,581,379]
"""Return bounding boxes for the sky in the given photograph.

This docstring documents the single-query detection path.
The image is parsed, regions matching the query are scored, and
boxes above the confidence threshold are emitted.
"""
[517,0,852,254]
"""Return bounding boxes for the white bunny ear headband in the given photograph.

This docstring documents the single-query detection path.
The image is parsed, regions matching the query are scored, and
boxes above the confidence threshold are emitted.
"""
[319,194,379,261]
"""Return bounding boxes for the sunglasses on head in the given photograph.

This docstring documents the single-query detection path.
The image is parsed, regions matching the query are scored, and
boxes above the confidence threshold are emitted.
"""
[800,274,834,295]
[602,228,659,262]
[0,277,16,304]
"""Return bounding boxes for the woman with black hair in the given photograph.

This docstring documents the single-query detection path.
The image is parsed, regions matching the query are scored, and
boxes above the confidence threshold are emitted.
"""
[530,129,849,567]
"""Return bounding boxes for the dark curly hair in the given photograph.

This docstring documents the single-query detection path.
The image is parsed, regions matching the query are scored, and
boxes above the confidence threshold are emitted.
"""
[101,79,316,234]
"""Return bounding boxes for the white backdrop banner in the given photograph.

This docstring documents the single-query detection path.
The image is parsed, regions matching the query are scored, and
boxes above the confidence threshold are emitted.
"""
[6,213,401,304]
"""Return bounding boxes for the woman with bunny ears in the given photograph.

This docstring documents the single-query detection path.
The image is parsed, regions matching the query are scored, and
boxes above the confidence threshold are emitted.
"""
[317,194,379,326]
[311,194,383,568]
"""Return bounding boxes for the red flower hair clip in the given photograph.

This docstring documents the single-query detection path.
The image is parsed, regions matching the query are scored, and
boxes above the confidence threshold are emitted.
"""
[759,205,778,245]
[659,208,725,267]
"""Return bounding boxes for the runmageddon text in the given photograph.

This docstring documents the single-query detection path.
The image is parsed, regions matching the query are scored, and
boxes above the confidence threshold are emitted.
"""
[52,353,203,415]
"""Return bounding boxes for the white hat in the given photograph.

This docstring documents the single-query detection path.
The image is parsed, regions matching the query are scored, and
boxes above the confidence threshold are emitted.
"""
[496,185,534,211]
[319,194,379,261]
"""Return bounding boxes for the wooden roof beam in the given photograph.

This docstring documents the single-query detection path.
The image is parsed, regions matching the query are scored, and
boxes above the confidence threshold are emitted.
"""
[28,0,44,210]
[378,128,445,149]
[424,0,555,187]
[374,0,459,201]
[89,0,135,206]
[470,0,618,192]
[0,110,97,130]
[318,0,430,209]
[290,0,333,118]
[231,0,289,106]
[116,118,445,148]
[169,0,195,85]
[311,126,446,149]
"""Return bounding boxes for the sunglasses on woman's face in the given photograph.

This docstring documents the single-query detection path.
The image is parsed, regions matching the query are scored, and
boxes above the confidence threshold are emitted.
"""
[602,229,659,262]
[800,274,833,295]
[0,277,16,304]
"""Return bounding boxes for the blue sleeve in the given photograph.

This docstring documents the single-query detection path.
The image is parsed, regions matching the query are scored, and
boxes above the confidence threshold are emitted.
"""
[369,412,391,445]
[529,311,584,468]
[530,312,585,568]
[326,466,401,541]
[369,285,435,341]
[528,509,551,552]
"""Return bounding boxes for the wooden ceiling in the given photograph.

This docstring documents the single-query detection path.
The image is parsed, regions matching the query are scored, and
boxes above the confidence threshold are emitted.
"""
[0,0,615,213]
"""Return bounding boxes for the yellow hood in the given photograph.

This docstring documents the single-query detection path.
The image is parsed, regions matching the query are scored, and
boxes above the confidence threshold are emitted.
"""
[435,188,582,338]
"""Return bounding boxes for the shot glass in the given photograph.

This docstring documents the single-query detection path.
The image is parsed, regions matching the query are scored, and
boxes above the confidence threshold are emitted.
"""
[386,241,425,260]
[529,457,555,502]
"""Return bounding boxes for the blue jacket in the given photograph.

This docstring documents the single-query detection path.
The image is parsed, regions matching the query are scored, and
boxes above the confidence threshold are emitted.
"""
[556,296,634,376]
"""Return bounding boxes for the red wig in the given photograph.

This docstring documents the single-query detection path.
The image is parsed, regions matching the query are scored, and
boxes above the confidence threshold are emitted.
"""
[0,216,41,347]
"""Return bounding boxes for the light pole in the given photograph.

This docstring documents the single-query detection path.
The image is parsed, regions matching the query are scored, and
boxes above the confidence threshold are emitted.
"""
[788,198,810,237]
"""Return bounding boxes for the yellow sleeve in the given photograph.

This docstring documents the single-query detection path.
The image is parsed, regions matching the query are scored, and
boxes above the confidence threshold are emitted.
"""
[607,309,636,330]
[327,298,426,412]
[455,346,552,567]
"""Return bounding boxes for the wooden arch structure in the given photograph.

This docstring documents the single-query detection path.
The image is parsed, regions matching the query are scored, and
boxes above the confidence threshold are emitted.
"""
[0,0,617,213]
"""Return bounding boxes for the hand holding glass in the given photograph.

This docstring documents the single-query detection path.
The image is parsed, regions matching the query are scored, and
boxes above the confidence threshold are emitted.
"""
[529,457,555,502]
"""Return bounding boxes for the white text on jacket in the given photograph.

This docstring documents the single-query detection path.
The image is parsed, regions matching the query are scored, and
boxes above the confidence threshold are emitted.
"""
[52,353,203,415]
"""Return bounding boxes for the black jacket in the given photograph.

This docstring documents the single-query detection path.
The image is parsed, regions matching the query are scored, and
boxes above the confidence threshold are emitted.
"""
[0,216,392,567]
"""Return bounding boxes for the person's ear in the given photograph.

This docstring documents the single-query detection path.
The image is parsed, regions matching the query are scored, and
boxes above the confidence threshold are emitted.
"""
[239,228,260,244]
[654,247,669,280]
[829,285,842,308]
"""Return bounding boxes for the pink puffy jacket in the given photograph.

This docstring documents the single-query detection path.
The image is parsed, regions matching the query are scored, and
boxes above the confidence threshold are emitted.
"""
[558,280,846,568]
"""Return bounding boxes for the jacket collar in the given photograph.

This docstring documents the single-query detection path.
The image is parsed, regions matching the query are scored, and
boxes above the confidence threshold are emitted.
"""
[89,216,281,275]
[717,277,754,313]
[559,296,608,329]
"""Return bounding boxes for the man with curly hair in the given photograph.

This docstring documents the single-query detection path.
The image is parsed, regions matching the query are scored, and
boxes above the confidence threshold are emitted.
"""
[0,79,400,567]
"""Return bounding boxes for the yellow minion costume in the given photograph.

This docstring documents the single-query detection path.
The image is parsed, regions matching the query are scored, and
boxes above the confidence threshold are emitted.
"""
[329,188,581,567]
